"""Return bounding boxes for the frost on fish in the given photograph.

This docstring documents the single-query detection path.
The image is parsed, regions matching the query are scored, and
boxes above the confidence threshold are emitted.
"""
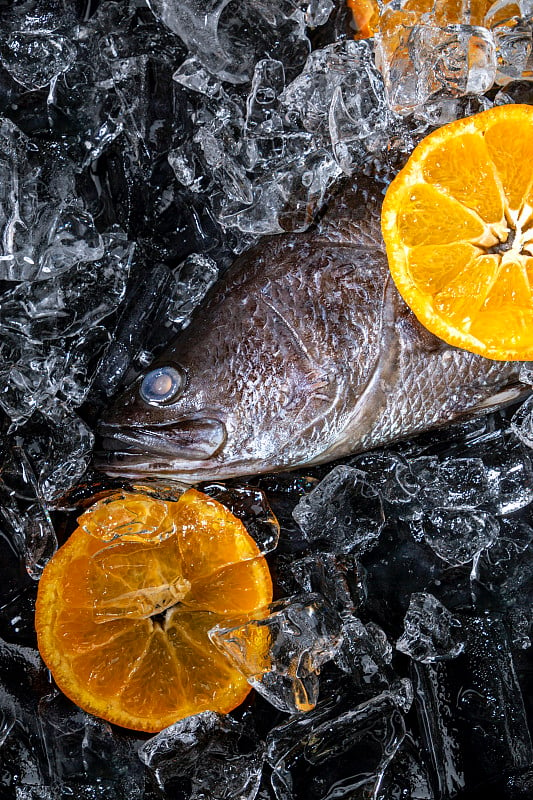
[97,180,526,482]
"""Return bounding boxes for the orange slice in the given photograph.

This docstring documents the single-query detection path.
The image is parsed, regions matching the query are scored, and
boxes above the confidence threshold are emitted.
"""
[35,489,273,732]
[381,104,533,360]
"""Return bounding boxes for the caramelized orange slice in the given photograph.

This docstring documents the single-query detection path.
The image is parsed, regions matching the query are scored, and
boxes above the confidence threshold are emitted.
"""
[35,489,273,732]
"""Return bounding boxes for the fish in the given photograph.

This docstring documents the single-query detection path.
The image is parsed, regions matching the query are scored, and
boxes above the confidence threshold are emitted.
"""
[97,179,527,483]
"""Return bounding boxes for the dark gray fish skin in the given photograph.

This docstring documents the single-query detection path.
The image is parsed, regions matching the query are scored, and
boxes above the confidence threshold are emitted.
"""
[97,180,526,483]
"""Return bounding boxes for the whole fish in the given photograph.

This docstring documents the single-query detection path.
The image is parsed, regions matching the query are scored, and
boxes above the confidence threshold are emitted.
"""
[97,180,526,483]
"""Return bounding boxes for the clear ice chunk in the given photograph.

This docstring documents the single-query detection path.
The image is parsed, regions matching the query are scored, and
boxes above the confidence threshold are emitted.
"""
[173,56,223,97]
[200,483,280,554]
[38,692,145,798]
[377,733,436,800]
[246,59,285,136]
[422,508,499,566]
[476,516,533,606]
[0,124,103,281]
[411,661,466,798]
[511,395,533,449]
[147,0,309,84]
[396,593,464,663]
[291,552,364,615]
[168,253,219,326]
[352,451,423,518]
[326,41,395,174]
[485,435,533,514]
[266,690,407,800]
[0,233,131,341]
[456,615,533,785]
[210,593,343,713]
[92,261,172,397]
[300,0,335,28]
[35,412,95,503]
[0,447,57,578]
[377,21,497,115]
[421,458,492,509]
[0,33,77,90]
[519,362,533,385]
[139,710,264,799]
[335,616,395,689]
[292,465,385,555]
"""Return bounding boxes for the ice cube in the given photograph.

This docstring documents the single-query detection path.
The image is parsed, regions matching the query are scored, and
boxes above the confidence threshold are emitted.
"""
[456,615,533,785]
[410,661,466,798]
[93,261,173,397]
[424,458,492,509]
[291,552,364,615]
[389,24,495,109]
[38,692,145,798]
[266,690,407,800]
[0,29,77,91]
[476,517,533,606]
[335,616,395,688]
[511,396,533,449]
[301,0,335,28]
[210,593,343,713]
[376,733,435,800]
[200,483,280,554]
[139,710,263,799]
[0,447,57,578]
[422,508,499,566]
[396,593,464,663]
[168,254,219,326]
[147,0,309,84]
[0,236,130,342]
[0,637,51,792]
[246,59,285,135]
[485,435,533,514]
[35,413,95,502]
[292,465,385,555]
[327,41,395,174]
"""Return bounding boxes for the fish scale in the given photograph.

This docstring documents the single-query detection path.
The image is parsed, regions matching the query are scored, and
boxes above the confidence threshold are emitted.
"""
[97,179,527,483]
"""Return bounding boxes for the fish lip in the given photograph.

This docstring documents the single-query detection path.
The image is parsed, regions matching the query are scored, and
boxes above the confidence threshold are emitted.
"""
[95,416,227,464]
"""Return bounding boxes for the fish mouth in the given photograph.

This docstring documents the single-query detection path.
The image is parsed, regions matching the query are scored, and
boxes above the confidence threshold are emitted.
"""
[95,417,227,479]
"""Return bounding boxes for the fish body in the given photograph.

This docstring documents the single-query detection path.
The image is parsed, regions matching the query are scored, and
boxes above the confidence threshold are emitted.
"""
[97,180,526,482]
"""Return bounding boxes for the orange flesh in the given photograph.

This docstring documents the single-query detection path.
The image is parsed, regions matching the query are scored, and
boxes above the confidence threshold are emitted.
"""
[35,489,273,732]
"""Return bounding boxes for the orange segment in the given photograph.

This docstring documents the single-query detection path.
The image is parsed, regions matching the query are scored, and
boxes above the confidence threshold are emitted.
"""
[171,492,260,582]
[395,183,488,247]
[420,132,505,225]
[483,119,533,216]
[186,558,274,616]
[381,104,533,360]
[408,243,483,294]
[433,254,501,325]
[35,488,273,733]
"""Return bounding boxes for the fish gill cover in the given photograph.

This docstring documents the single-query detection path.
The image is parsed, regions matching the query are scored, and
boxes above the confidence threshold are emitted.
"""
[0,0,532,798]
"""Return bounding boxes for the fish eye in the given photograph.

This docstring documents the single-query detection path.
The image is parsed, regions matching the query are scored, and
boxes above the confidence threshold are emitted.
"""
[139,366,185,405]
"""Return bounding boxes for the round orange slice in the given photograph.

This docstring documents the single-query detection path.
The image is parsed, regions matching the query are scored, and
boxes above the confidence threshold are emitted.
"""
[381,104,533,360]
[35,488,273,733]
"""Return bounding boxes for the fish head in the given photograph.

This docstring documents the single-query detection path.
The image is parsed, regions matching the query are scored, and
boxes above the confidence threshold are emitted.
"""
[97,350,253,483]
[96,281,320,483]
